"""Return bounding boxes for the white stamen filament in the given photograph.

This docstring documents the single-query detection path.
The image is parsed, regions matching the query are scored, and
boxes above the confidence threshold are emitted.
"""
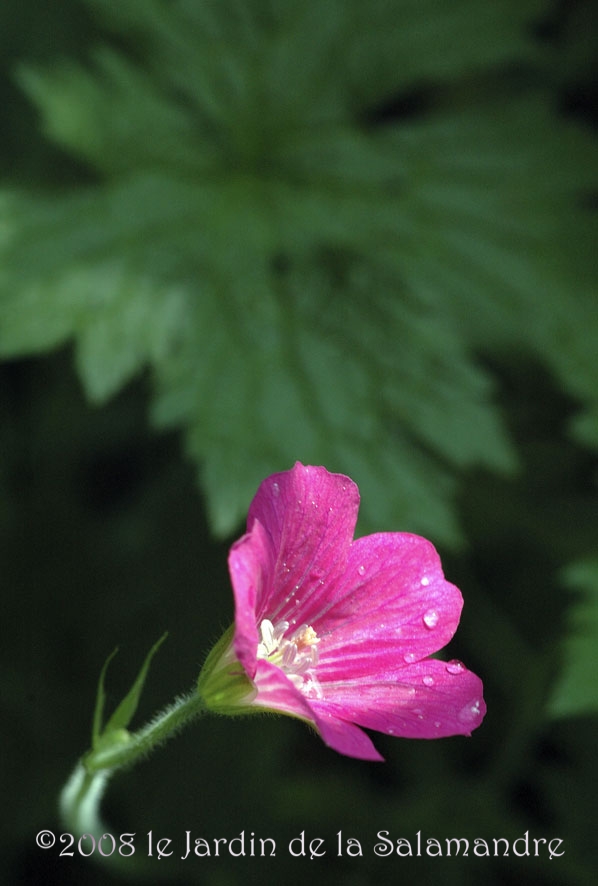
[257,619,323,698]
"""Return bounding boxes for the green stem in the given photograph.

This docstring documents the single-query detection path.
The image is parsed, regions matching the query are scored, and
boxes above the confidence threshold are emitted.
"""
[60,765,110,838]
[60,691,207,838]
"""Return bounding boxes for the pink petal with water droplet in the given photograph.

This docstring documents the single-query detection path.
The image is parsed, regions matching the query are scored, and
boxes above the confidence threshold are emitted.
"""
[218,463,486,759]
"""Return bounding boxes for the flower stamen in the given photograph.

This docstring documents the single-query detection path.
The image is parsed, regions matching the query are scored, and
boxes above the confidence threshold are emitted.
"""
[257,618,321,696]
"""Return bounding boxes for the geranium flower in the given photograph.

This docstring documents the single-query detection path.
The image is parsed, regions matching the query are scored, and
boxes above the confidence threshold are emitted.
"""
[198,463,486,761]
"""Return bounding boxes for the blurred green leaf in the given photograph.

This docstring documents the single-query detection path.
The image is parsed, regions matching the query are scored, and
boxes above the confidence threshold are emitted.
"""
[549,561,598,719]
[1,0,597,545]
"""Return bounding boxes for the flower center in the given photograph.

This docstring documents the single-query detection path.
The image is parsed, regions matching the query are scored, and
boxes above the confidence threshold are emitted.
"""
[257,618,322,698]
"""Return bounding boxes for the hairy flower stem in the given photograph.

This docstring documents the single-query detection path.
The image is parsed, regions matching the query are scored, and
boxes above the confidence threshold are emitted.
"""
[60,691,207,838]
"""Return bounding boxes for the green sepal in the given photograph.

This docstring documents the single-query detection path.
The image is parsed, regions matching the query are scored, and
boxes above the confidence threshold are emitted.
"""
[91,646,119,748]
[91,633,168,749]
[197,625,257,714]
[104,632,168,735]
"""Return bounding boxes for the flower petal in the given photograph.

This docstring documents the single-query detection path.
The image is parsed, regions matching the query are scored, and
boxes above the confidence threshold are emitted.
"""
[246,463,360,626]
[251,659,383,761]
[310,658,486,739]
[308,708,384,762]
[213,463,487,760]
[309,533,463,677]
[228,518,272,680]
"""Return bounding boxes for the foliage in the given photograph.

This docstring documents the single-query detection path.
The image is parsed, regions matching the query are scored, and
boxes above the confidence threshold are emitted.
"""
[549,560,598,720]
[2,0,596,544]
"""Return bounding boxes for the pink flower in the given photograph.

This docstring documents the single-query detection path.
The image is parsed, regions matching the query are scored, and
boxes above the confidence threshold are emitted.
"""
[200,463,486,761]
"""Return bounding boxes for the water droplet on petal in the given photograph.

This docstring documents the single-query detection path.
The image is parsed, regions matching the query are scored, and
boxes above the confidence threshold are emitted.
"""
[458,699,482,724]
[272,482,280,497]
[434,720,441,728]
[403,652,417,664]
[420,576,430,586]
[423,609,439,629]
[423,675,434,687]
[446,659,465,675]
[357,565,366,576]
